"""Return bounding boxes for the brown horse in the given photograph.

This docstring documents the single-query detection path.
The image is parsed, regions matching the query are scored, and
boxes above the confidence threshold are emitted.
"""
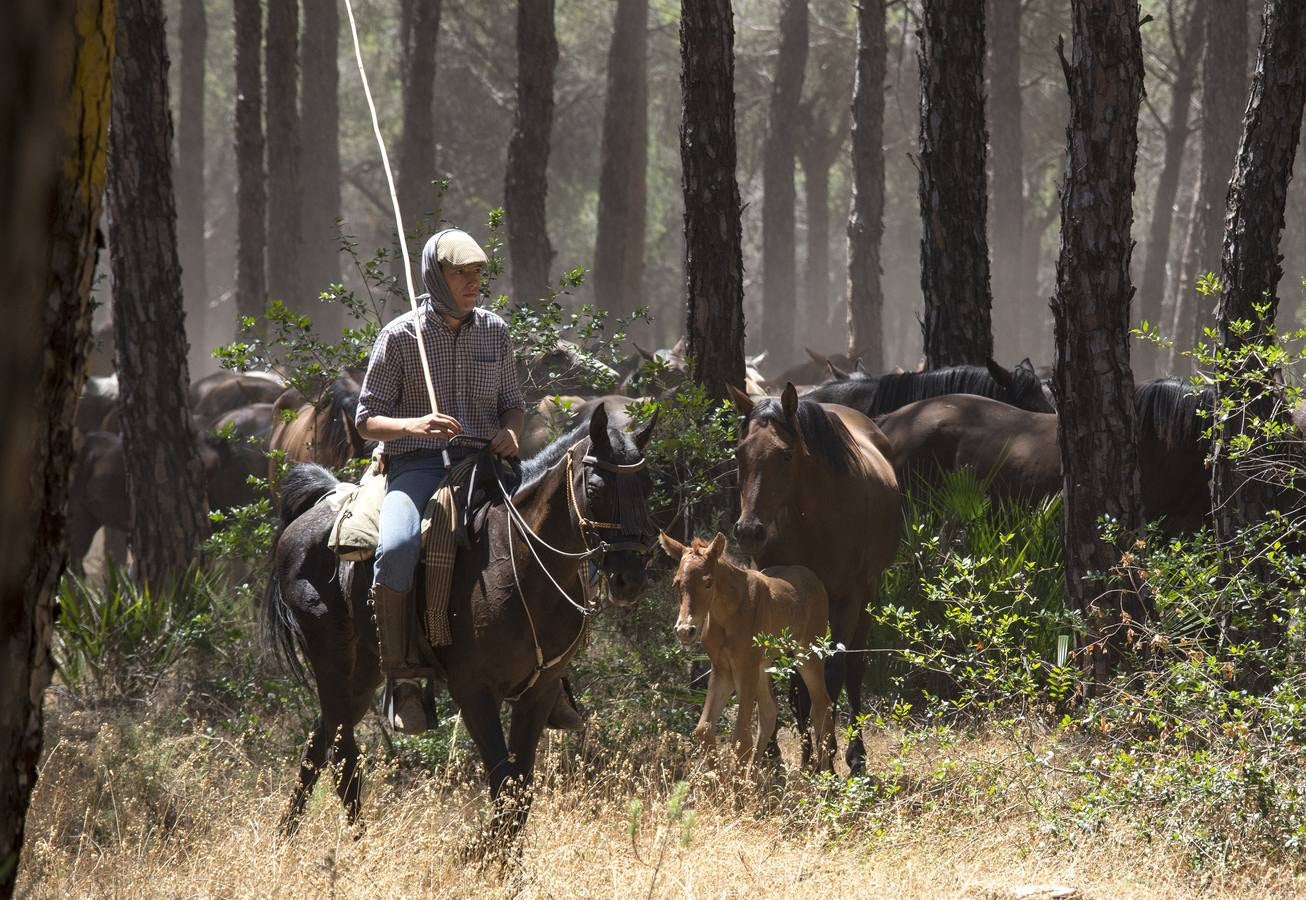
[660,532,833,770]
[268,374,373,480]
[874,394,1061,500]
[728,383,900,773]
[265,406,657,839]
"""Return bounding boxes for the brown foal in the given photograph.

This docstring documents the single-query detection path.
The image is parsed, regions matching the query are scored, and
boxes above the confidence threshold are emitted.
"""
[660,532,834,770]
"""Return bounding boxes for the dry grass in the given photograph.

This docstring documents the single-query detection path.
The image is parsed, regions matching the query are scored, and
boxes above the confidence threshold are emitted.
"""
[17,698,1305,900]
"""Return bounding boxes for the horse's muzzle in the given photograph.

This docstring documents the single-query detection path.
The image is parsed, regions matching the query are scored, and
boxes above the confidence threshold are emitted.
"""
[674,621,698,645]
[733,518,767,557]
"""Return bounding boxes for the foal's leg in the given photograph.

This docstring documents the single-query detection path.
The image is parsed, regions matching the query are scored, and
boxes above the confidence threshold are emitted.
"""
[730,654,759,764]
[694,658,735,750]
[797,655,834,772]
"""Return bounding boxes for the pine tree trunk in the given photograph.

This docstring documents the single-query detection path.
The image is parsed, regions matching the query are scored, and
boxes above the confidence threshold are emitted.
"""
[987,0,1024,360]
[847,0,886,370]
[233,0,265,332]
[504,0,558,304]
[108,0,209,590]
[1170,0,1248,370]
[1051,0,1148,687]
[1136,3,1201,379]
[265,0,303,311]
[300,0,340,301]
[919,0,993,368]
[177,0,208,371]
[681,0,745,400]
[760,0,808,370]
[1,2,109,889]
[396,0,442,249]
[1213,0,1306,536]
[798,112,844,351]
[593,0,649,323]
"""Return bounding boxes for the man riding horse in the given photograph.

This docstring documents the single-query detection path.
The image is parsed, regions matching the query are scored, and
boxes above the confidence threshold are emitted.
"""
[355,228,578,733]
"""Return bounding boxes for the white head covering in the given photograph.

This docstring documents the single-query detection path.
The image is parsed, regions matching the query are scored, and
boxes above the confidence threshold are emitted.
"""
[419,229,488,321]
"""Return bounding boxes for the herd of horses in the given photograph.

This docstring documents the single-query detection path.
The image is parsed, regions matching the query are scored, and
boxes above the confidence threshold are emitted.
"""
[72,346,1223,844]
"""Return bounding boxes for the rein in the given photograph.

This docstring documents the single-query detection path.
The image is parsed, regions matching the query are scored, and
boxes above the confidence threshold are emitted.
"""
[493,441,652,701]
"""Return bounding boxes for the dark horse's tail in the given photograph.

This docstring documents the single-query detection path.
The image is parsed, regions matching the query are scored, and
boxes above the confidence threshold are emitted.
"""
[264,463,341,686]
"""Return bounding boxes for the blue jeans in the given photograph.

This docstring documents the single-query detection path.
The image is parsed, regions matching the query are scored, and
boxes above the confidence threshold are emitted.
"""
[373,450,448,593]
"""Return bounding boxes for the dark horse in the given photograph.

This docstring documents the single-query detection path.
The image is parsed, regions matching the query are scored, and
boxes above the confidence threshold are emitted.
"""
[268,374,374,481]
[265,405,656,837]
[729,383,901,772]
[804,358,1054,416]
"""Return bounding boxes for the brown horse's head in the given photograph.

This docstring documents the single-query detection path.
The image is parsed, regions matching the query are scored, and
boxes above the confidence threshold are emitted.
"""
[659,531,726,645]
[572,404,659,604]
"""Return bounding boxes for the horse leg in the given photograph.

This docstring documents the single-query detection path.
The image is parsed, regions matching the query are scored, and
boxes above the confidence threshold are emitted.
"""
[335,656,381,826]
[453,687,520,844]
[731,655,758,764]
[798,655,834,772]
[282,715,331,836]
[694,659,734,750]
[753,668,778,768]
[842,610,873,775]
[501,689,555,839]
[787,672,813,767]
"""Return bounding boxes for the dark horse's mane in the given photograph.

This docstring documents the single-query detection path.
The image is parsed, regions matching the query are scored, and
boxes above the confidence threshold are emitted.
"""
[1135,377,1215,451]
[806,365,1044,416]
[521,418,592,488]
[748,396,860,477]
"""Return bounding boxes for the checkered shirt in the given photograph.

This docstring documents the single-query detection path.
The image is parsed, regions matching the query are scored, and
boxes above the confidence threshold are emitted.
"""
[356,304,525,455]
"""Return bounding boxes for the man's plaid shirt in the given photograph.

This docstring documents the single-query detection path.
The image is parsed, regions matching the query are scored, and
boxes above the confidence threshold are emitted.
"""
[356,304,525,455]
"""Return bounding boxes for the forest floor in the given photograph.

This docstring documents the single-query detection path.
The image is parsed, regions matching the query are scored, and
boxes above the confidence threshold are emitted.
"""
[18,696,1304,899]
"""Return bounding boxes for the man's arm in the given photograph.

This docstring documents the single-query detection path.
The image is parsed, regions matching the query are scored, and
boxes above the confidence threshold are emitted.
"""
[358,412,461,443]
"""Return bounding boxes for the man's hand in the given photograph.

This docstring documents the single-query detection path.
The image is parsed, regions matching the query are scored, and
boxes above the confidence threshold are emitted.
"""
[407,413,462,440]
[489,427,519,458]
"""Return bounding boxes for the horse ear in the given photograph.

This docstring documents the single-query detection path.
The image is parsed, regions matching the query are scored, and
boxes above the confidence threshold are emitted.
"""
[805,346,826,365]
[589,403,611,451]
[658,531,687,560]
[706,532,727,561]
[633,408,659,451]
[826,360,849,381]
[1017,357,1036,373]
[854,357,866,374]
[634,342,655,362]
[986,357,1014,388]
[727,383,755,416]
[781,382,810,456]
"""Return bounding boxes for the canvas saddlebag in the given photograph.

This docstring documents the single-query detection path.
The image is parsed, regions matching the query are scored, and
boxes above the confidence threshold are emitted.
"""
[328,456,387,560]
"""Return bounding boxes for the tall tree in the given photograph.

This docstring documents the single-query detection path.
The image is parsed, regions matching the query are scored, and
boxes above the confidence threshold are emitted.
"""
[987,0,1025,359]
[1213,0,1306,534]
[265,0,303,310]
[395,0,442,247]
[177,0,208,370]
[1169,0,1249,370]
[681,0,745,399]
[1051,0,1148,685]
[847,0,887,370]
[504,0,558,304]
[300,0,340,302]
[760,0,809,369]
[1136,1,1202,378]
[919,0,993,368]
[1,1,110,890]
[108,0,209,589]
[592,0,649,324]
[233,0,265,332]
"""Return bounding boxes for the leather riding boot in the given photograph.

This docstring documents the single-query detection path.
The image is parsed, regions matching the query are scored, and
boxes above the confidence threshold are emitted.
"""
[370,584,429,733]
[546,677,586,731]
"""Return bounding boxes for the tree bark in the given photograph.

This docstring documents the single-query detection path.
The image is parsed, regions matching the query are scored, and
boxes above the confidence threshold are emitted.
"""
[847,0,887,370]
[760,0,809,370]
[1136,1,1201,378]
[593,0,649,323]
[919,0,993,368]
[177,0,208,370]
[1170,0,1249,370]
[265,0,303,311]
[1,1,108,890]
[300,0,340,302]
[108,0,209,590]
[681,0,745,400]
[1051,1,1148,686]
[504,0,558,304]
[1212,0,1306,534]
[987,0,1025,360]
[233,0,265,332]
[396,0,442,252]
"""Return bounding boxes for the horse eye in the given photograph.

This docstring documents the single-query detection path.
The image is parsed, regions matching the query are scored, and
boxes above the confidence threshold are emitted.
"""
[702,576,713,588]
